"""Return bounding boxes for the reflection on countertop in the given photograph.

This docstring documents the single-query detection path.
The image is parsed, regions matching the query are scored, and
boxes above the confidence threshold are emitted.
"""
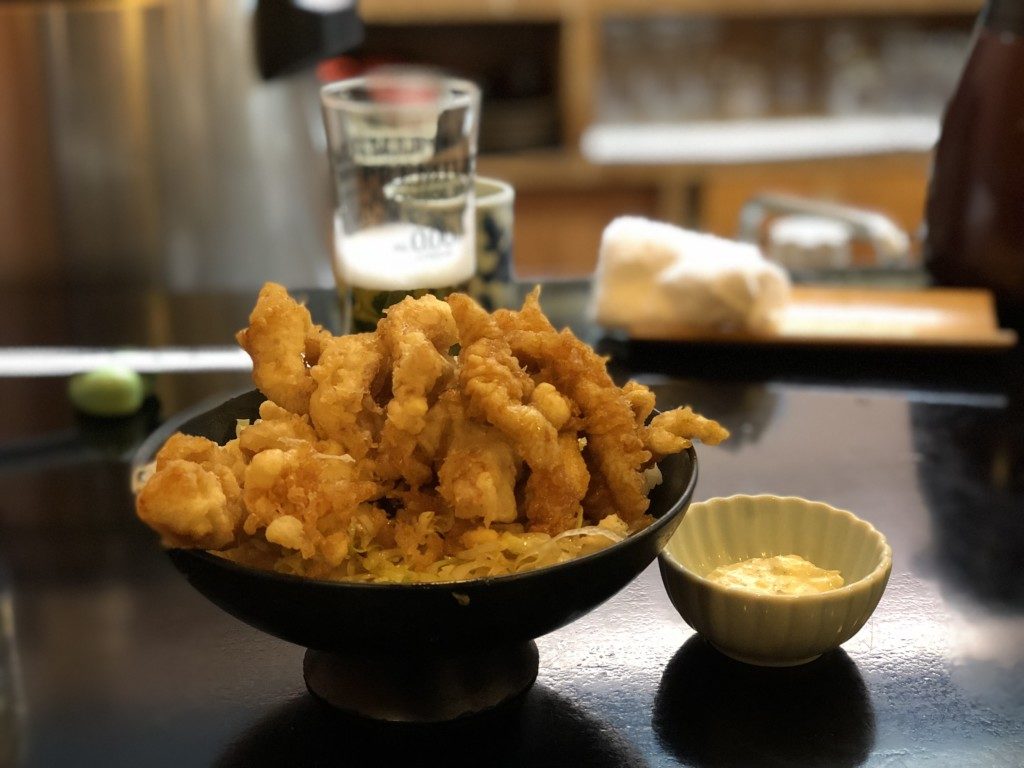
[912,400,1024,610]
[216,684,646,768]
[653,636,874,768]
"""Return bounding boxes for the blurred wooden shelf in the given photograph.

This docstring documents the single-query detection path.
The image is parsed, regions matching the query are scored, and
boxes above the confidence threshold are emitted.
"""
[361,0,981,23]
[486,149,932,278]
[480,147,931,189]
[479,150,671,190]
[588,0,981,16]
[581,116,940,165]
[361,0,972,277]
[361,1,561,24]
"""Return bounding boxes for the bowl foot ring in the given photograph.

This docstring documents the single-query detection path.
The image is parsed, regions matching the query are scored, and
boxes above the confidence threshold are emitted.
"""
[709,641,823,667]
[303,640,540,722]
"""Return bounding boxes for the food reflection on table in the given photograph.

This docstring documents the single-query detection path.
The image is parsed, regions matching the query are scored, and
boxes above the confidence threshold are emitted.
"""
[136,283,728,583]
[654,635,875,768]
[911,400,1024,609]
[215,684,646,768]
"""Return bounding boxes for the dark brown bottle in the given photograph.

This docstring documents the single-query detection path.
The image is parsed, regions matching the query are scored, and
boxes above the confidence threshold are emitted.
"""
[925,0,1024,326]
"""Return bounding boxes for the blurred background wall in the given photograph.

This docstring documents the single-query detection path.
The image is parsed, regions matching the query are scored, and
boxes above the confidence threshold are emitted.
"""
[0,0,331,290]
[0,0,982,290]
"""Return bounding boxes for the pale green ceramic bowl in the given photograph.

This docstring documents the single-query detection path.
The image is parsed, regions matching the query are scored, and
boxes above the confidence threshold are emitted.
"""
[658,495,892,667]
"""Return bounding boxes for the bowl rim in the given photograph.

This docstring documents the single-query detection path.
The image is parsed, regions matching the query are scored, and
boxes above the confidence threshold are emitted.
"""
[138,391,699,592]
[659,493,893,603]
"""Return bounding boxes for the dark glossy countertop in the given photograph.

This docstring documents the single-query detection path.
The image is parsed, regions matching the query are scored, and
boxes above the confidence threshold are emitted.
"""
[1,283,1022,767]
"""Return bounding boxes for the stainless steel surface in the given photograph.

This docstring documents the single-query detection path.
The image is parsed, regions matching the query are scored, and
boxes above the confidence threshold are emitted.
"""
[0,0,333,290]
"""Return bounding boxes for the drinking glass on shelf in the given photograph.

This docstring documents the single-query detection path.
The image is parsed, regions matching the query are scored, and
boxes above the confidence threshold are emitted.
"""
[320,67,481,332]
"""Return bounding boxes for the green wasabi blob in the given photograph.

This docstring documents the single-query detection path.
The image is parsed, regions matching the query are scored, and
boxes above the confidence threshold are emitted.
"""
[68,367,146,417]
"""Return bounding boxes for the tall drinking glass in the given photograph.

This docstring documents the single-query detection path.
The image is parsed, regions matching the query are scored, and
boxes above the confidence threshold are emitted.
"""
[321,69,481,332]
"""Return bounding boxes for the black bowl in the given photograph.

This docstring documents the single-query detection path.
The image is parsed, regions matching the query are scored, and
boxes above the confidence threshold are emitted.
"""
[134,390,698,721]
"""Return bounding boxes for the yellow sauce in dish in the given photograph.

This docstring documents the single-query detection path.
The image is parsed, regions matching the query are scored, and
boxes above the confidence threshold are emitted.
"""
[707,555,844,596]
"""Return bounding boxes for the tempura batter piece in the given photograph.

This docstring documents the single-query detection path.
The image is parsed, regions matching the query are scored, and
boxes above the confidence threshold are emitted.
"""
[493,286,552,335]
[309,332,385,461]
[135,283,730,583]
[438,419,521,527]
[447,293,560,472]
[155,433,220,469]
[236,282,317,415]
[376,295,458,487]
[523,432,590,535]
[498,291,652,523]
[644,406,730,458]
[415,389,460,464]
[136,460,243,549]
[529,382,573,431]
[154,431,247,501]
[580,471,620,526]
[252,448,368,528]
[241,444,379,565]
[622,380,657,426]
[155,432,244,482]
[238,399,319,457]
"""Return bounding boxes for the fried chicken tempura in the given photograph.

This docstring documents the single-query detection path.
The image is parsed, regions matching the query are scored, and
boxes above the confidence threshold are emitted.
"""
[644,406,730,459]
[496,289,653,523]
[137,459,243,550]
[376,295,458,487]
[235,283,320,415]
[447,293,560,472]
[308,333,384,461]
[438,417,520,526]
[136,283,728,583]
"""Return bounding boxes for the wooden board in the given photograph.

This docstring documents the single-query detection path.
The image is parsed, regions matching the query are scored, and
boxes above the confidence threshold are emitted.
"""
[625,287,1018,350]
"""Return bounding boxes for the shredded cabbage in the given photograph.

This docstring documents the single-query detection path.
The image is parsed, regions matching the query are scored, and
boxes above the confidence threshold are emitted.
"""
[260,523,631,584]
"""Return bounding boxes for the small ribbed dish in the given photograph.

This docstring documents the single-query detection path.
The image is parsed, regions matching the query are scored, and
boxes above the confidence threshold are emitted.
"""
[658,495,892,667]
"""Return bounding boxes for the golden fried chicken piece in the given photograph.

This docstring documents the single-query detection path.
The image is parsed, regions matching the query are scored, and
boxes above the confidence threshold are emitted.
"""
[498,290,652,523]
[494,287,552,335]
[447,293,561,472]
[529,382,574,431]
[155,432,246,483]
[236,283,317,415]
[580,472,619,526]
[415,388,460,464]
[136,283,729,583]
[644,406,730,458]
[136,460,243,549]
[237,399,319,456]
[523,432,590,535]
[155,432,220,468]
[437,418,521,527]
[622,380,657,427]
[153,431,247,509]
[376,295,458,487]
[308,332,385,461]
[574,376,652,523]
[253,448,370,524]
[241,444,379,563]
